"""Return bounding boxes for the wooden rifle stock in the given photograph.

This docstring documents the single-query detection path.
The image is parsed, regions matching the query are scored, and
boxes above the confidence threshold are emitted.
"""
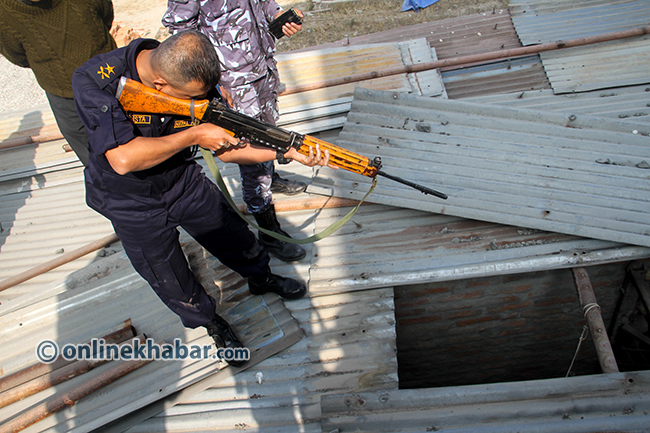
[116,76,211,118]
[115,77,447,199]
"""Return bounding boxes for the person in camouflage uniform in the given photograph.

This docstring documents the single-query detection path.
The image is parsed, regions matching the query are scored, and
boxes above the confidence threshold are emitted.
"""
[163,0,308,262]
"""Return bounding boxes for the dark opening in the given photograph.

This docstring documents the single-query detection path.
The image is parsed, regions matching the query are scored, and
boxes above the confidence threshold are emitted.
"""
[394,261,650,389]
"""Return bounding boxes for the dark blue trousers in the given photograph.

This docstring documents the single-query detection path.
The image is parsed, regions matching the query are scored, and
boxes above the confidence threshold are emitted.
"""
[111,165,270,328]
[239,160,274,214]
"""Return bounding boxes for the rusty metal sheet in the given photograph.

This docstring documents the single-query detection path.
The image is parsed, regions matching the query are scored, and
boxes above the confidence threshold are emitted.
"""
[295,9,520,66]
[304,203,650,295]
[0,177,115,304]
[441,55,550,99]
[286,10,551,103]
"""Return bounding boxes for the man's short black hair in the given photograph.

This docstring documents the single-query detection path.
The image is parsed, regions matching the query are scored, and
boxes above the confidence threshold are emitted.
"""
[150,30,221,89]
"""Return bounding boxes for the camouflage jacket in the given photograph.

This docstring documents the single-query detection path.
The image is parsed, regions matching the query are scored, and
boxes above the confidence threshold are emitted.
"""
[162,0,281,90]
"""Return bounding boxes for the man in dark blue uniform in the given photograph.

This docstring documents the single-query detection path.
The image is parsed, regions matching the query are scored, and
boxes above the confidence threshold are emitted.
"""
[72,30,329,366]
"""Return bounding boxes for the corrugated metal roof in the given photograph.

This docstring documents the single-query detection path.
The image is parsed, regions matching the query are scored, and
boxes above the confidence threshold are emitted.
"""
[310,87,650,247]
[0,104,60,148]
[304,202,650,294]
[290,9,552,101]
[540,34,650,94]
[441,55,550,99]
[0,237,304,433]
[0,172,115,303]
[509,0,650,94]
[0,102,110,301]
[321,371,650,433]
[2,5,649,431]
[112,288,397,433]
[467,83,650,121]
[276,39,445,133]
[8,124,639,430]
[510,0,650,45]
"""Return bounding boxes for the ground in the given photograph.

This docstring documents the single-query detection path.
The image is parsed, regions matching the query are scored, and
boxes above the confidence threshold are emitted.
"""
[112,0,509,50]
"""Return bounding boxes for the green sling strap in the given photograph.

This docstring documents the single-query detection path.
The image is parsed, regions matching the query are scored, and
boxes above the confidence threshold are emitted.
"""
[200,148,376,244]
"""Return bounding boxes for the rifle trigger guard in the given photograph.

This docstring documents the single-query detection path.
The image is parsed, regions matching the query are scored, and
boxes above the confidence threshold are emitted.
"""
[285,132,302,153]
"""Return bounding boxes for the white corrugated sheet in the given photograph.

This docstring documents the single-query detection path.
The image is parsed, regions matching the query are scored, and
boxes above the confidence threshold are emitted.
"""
[510,0,650,45]
[321,371,650,432]
[509,0,650,94]
[467,84,650,122]
[310,87,650,248]
[0,171,115,303]
[540,35,650,94]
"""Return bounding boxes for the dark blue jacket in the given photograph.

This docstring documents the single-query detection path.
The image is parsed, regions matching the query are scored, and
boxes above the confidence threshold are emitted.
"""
[72,38,198,226]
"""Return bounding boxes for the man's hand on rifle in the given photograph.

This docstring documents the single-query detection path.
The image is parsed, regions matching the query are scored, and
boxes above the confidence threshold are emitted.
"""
[198,123,334,169]
[285,143,337,169]
[194,123,241,151]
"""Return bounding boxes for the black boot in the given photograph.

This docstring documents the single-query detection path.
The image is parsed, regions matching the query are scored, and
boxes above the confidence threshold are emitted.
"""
[249,273,307,299]
[270,172,306,196]
[254,205,306,262]
[204,314,248,367]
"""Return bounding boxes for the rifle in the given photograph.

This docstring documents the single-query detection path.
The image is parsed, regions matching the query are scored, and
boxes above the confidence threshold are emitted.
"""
[115,77,447,199]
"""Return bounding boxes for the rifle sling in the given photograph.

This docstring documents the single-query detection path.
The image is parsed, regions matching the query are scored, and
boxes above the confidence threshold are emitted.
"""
[200,148,376,244]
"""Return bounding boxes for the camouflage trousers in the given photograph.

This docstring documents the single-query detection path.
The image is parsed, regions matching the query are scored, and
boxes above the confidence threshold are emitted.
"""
[229,67,281,215]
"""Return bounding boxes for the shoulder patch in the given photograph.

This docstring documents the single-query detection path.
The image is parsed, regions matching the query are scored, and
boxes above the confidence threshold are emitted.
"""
[92,56,125,89]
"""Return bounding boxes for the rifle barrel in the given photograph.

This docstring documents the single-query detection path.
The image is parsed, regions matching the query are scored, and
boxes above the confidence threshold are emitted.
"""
[377,170,447,200]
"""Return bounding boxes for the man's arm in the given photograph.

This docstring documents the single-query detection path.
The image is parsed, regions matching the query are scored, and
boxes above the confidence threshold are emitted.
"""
[0,30,29,68]
[105,122,237,174]
[215,136,330,168]
[106,122,329,174]
[261,0,282,22]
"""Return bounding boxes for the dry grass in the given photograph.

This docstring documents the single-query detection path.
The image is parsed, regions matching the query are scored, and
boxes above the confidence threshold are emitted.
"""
[275,0,509,52]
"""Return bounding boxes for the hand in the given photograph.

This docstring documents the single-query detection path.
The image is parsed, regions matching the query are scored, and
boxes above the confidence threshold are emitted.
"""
[276,8,303,37]
[193,123,241,152]
[286,143,337,169]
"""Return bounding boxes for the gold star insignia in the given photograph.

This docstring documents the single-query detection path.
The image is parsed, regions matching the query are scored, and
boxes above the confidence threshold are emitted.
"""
[97,63,116,80]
